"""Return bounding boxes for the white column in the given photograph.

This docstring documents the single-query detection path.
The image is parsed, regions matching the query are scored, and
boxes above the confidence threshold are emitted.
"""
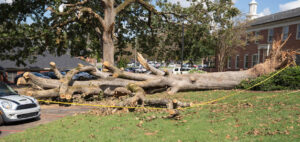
[258,48,260,63]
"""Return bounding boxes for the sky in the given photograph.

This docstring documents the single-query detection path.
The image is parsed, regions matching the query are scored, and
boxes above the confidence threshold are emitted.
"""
[1,0,300,22]
[1,0,300,16]
[169,0,300,17]
[234,0,300,16]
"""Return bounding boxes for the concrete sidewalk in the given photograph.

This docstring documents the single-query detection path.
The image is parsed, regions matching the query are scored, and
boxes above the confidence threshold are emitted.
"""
[0,105,93,137]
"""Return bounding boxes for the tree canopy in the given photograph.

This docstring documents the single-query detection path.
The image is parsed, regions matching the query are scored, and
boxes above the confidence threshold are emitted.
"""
[0,0,241,66]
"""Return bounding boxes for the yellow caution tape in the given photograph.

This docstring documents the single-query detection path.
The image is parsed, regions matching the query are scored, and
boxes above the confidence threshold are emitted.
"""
[37,63,294,110]
[37,100,166,110]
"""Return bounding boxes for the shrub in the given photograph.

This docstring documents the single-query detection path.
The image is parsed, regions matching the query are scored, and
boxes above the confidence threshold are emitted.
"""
[117,58,129,68]
[237,66,300,91]
[189,69,207,74]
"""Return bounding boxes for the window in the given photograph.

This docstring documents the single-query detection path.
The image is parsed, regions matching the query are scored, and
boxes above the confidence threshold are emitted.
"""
[297,24,300,40]
[268,29,274,43]
[296,54,300,65]
[252,54,258,67]
[235,55,240,69]
[7,72,17,83]
[246,33,249,45]
[283,26,289,40]
[255,31,259,44]
[227,56,232,69]
[244,54,249,69]
[262,49,268,62]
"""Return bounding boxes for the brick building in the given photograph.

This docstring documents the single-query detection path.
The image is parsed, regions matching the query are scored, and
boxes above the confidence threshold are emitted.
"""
[225,0,300,71]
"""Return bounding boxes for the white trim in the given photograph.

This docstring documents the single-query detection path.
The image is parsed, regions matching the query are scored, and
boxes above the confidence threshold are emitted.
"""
[235,55,239,69]
[244,54,249,69]
[267,44,270,56]
[252,54,258,67]
[247,20,300,32]
[258,49,260,63]
[297,24,300,40]
[258,44,271,49]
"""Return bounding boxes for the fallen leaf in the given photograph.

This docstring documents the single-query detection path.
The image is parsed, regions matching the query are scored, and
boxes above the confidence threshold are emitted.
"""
[136,121,144,127]
[209,130,215,134]
[253,129,260,136]
[144,131,158,136]
[226,134,231,139]
[234,124,240,128]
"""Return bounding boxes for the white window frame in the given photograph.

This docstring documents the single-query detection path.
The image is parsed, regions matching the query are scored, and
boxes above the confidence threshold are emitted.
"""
[7,72,17,83]
[268,29,274,43]
[227,56,231,69]
[252,54,258,67]
[235,55,239,69]
[297,24,300,40]
[255,31,259,44]
[244,54,249,69]
[246,33,249,45]
[283,26,289,40]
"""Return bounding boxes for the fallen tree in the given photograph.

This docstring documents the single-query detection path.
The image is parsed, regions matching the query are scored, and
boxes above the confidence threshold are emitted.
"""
[18,38,297,111]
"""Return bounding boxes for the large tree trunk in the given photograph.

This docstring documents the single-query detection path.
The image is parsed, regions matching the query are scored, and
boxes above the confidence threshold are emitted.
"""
[103,31,115,65]
[19,38,296,110]
[102,0,116,65]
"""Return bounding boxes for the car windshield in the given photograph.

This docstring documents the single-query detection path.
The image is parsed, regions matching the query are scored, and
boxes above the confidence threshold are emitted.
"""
[0,82,18,96]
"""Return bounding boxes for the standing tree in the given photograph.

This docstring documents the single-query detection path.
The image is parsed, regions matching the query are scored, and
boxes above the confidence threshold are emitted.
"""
[46,0,170,64]
[205,0,258,71]
[213,20,257,71]
[0,0,169,65]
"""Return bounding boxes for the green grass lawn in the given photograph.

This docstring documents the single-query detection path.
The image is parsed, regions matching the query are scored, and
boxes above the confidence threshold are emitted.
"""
[1,90,299,142]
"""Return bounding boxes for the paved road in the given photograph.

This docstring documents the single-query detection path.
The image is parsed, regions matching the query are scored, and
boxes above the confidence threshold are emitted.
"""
[0,105,93,137]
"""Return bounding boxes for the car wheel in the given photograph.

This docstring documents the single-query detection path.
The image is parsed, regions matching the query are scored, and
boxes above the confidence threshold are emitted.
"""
[79,76,84,80]
[34,116,41,121]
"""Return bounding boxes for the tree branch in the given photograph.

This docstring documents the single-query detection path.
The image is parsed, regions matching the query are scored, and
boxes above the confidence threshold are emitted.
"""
[103,61,154,81]
[115,0,168,20]
[49,62,64,79]
[79,7,106,29]
[47,0,106,29]
[137,53,165,76]
[64,0,89,7]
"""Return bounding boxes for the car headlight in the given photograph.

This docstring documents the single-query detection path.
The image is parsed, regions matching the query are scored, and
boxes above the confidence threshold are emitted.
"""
[33,98,39,104]
[1,101,12,109]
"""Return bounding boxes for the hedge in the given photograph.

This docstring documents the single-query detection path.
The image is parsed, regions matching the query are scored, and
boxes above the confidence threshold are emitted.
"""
[237,66,300,91]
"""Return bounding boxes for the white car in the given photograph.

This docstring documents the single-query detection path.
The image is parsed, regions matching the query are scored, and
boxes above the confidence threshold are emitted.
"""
[172,67,191,75]
[0,82,41,125]
[135,67,147,73]
[168,64,176,68]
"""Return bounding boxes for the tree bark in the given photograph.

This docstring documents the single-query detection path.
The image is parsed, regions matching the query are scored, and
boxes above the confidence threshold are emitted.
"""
[102,0,116,65]
[103,31,115,65]
[20,38,296,110]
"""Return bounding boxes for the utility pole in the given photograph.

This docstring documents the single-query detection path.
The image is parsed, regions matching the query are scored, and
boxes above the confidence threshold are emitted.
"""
[181,22,184,68]
[135,37,138,67]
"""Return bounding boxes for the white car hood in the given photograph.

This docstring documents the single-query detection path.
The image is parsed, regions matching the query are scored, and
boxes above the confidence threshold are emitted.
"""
[0,95,34,105]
